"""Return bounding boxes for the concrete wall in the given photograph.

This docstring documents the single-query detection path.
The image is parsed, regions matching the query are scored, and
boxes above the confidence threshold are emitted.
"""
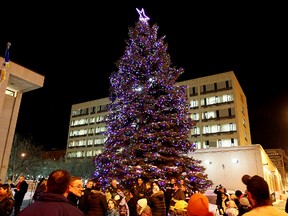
[189,144,283,194]
[0,57,44,181]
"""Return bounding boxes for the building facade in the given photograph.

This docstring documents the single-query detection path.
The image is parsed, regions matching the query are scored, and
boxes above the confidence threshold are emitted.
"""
[66,71,252,158]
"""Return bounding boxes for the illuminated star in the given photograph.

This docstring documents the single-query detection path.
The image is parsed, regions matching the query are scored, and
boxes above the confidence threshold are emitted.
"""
[136,8,150,23]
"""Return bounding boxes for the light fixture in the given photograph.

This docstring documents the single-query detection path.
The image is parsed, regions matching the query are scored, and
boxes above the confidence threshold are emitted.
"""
[232,158,239,164]
[205,160,212,165]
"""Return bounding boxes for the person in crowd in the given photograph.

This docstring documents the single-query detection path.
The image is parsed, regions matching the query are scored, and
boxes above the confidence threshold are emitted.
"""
[234,190,251,215]
[148,185,166,216]
[214,184,226,214]
[220,192,229,215]
[79,179,94,212]
[8,175,28,216]
[85,182,108,216]
[32,178,47,202]
[0,183,14,216]
[225,199,239,216]
[106,179,122,200]
[118,191,129,216]
[164,177,176,216]
[18,169,84,216]
[67,176,83,207]
[127,189,138,216]
[169,199,188,216]
[187,193,214,216]
[132,177,146,201]
[170,182,186,207]
[106,199,120,216]
[241,174,288,215]
[136,198,152,216]
[145,181,153,197]
[180,184,191,203]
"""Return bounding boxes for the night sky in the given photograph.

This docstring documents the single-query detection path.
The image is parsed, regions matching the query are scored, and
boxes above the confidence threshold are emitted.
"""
[1,1,287,150]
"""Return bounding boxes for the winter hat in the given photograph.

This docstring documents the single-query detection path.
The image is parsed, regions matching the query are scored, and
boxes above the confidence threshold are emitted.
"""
[170,200,188,211]
[187,193,213,216]
[153,185,160,193]
[241,174,270,199]
[137,198,148,208]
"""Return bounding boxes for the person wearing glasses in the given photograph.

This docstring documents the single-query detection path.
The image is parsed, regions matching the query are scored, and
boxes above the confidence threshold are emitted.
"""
[18,169,84,216]
[68,176,83,207]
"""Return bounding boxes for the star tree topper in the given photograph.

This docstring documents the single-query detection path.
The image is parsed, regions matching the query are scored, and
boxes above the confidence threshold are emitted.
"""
[136,8,150,23]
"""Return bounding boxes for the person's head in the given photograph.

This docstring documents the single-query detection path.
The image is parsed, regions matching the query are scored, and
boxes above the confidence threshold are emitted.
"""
[235,190,242,198]
[145,181,152,189]
[174,182,181,190]
[137,198,148,215]
[40,179,48,186]
[86,179,94,189]
[181,184,187,191]
[137,177,143,186]
[170,177,177,184]
[93,182,102,191]
[108,198,117,209]
[19,175,25,182]
[0,184,13,197]
[152,185,160,194]
[111,179,118,188]
[242,174,271,207]
[187,193,214,216]
[46,169,71,196]
[69,176,83,197]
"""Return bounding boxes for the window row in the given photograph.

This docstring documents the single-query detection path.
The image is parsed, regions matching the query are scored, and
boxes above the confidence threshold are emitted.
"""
[71,115,106,127]
[72,104,108,117]
[192,123,237,136]
[68,137,107,148]
[193,138,238,149]
[69,126,107,137]
[190,94,234,108]
[67,149,103,158]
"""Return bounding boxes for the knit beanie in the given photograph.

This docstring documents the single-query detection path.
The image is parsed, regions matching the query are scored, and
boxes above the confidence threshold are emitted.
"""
[187,193,213,216]
[137,198,147,208]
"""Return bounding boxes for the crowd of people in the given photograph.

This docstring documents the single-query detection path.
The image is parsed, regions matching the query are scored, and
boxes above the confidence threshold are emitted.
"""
[0,171,288,216]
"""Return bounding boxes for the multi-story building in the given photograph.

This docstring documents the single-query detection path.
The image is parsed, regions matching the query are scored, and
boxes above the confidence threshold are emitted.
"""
[66,71,251,159]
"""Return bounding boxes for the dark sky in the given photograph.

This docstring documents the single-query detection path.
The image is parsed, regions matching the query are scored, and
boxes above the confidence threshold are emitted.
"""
[1,1,287,150]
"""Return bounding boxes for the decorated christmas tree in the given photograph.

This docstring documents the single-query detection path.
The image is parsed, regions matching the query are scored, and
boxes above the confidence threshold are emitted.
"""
[93,8,213,192]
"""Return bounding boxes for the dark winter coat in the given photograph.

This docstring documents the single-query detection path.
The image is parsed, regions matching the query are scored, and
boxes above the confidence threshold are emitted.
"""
[32,184,46,202]
[171,188,185,206]
[18,192,84,216]
[67,191,80,207]
[132,184,146,200]
[127,196,138,216]
[11,180,28,206]
[85,189,108,216]
[148,190,166,216]
[78,187,91,212]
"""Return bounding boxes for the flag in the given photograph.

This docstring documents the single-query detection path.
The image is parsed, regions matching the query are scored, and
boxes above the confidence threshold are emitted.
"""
[0,42,11,85]
[3,42,11,68]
